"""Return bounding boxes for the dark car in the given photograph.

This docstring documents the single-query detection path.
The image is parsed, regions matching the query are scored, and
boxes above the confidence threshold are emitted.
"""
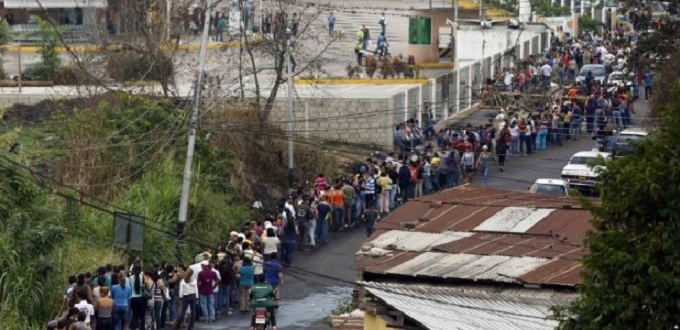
[612,128,648,159]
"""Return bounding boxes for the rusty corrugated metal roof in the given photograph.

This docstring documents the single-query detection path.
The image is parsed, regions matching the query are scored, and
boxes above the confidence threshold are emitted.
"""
[357,186,593,287]
[433,233,588,260]
[366,230,474,252]
[520,259,583,286]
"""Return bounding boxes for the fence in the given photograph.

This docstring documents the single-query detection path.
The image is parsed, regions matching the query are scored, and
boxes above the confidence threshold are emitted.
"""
[389,29,550,128]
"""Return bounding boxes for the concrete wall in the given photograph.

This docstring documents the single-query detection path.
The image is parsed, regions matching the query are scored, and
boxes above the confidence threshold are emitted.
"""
[457,26,544,62]
[268,97,395,148]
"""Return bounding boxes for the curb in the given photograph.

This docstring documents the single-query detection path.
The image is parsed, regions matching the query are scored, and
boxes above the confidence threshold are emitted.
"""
[5,39,262,53]
[295,78,429,85]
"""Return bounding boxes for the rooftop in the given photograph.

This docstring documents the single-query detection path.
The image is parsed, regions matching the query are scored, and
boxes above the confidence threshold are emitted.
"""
[355,185,594,288]
[362,282,577,330]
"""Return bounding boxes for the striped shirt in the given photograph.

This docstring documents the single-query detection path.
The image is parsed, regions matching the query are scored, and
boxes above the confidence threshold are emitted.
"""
[365,177,376,194]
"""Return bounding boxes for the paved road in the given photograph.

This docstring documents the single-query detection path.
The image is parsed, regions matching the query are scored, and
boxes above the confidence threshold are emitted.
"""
[194,229,366,330]
[481,98,650,191]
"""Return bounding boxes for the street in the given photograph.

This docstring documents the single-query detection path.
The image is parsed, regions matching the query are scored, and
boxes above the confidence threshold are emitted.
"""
[192,97,649,329]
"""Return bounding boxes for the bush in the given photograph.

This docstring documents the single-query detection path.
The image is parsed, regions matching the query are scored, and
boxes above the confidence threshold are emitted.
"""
[106,51,174,83]
[23,63,55,81]
[53,65,95,85]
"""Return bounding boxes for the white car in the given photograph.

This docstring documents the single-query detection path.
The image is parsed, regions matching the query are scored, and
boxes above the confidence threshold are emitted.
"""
[529,179,570,196]
[560,150,612,191]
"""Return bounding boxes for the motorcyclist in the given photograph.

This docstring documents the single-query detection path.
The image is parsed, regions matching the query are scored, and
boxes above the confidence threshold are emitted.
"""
[249,282,278,330]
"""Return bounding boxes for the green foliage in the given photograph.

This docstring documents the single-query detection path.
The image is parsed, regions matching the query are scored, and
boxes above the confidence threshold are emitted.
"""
[0,168,66,326]
[555,83,680,329]
[0,20,12,46]
[322,298,354,326]
[579,15,605,32]
[530,0,571,17]
[105,51,175,83]
[26,17,63,81]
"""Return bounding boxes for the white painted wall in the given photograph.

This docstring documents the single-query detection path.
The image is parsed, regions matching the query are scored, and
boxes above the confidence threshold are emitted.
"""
[456,27,542,62]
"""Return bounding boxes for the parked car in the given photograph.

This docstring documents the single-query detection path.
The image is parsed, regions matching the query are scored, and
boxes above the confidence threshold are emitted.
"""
[529,179,570,196]
[612,128,648,159]
[576,64,606,84]
[606,71,638,98]
[560,150,612,193]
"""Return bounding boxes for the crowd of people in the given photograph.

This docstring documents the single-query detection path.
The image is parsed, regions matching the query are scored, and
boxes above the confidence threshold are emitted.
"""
[47,7,657,330]
[49,227,285,330]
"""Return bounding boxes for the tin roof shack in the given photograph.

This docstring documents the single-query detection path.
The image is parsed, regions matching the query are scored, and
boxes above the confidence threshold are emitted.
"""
[354,185,593,330]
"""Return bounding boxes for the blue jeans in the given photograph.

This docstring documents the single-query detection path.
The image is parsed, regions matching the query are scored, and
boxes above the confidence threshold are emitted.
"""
[511,135,519,154]
[537,128,548,150]
[282,240,296,265]
[612,110,623,130]
[332,206,344,231]
[154,300,163,329]
[178,295,196,329]
[112,305,129,330]
[423,175,431,193]
[309,220,316,246]
[317,218,329,244]
[450,170,460,187]
[482,165,489,186]
[389,184,398,207]
[168,295,177,323]
[200,294,215,322]
[219,285,231,313]
[570,120,582,140]
[519,135,529,154]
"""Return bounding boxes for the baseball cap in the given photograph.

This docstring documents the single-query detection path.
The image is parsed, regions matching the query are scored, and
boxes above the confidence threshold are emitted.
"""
[238,233,246,239]
[200,260,209,266]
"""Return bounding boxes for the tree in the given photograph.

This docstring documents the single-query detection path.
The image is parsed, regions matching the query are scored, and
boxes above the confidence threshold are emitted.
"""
[530,0,571,17]
[554,73,680,329]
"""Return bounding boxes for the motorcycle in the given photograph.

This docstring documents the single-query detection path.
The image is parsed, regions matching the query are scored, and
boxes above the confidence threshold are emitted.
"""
[254,307,272,330]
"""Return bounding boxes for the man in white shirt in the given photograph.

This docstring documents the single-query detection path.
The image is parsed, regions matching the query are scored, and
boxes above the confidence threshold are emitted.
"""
[189,253,209,282]
[73,291,95,325]
[540,62,552,88]
[504,68,515,92]
[284,196,296,221]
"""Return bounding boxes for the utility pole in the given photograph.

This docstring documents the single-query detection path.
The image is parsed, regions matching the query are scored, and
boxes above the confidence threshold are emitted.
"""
[166,0,171,40]
[286,37,295,188]
[177,0,213,262]
[452,0,458,68]
[479,0,482,21]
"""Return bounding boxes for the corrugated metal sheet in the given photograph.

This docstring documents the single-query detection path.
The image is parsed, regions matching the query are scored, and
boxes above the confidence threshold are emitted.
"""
[365,230,474,252]
[520,259,583,286]
[432,233,588,259]
[356,186,593,287]
[525,210,593,243]
[361,282,574,330]
[384,252,552,283]
[474,207,556,233]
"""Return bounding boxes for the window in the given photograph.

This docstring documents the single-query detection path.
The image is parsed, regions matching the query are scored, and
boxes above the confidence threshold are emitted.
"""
[569,156,598,165]
[409,17,431,45]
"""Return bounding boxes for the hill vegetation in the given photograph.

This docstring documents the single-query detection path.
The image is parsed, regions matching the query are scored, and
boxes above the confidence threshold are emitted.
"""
[0,92,340,327]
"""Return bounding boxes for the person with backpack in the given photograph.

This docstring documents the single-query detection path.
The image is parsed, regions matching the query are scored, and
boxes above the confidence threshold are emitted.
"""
[294,197,313,250]
[128,264,146,330]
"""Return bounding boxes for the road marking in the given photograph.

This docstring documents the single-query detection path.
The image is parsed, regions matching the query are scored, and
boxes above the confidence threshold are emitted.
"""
[342,86,357,92]
[387,84,406,91]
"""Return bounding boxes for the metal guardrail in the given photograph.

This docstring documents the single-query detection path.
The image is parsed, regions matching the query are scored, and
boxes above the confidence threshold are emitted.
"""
[9,24,97,46]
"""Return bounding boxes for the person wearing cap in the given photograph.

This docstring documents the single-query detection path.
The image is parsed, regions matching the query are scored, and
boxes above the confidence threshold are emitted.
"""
[197,260,218,323]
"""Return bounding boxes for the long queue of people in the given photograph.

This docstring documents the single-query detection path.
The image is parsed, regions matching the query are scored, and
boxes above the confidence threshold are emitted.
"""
[389,26,645,189]
[49,226,287,330]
